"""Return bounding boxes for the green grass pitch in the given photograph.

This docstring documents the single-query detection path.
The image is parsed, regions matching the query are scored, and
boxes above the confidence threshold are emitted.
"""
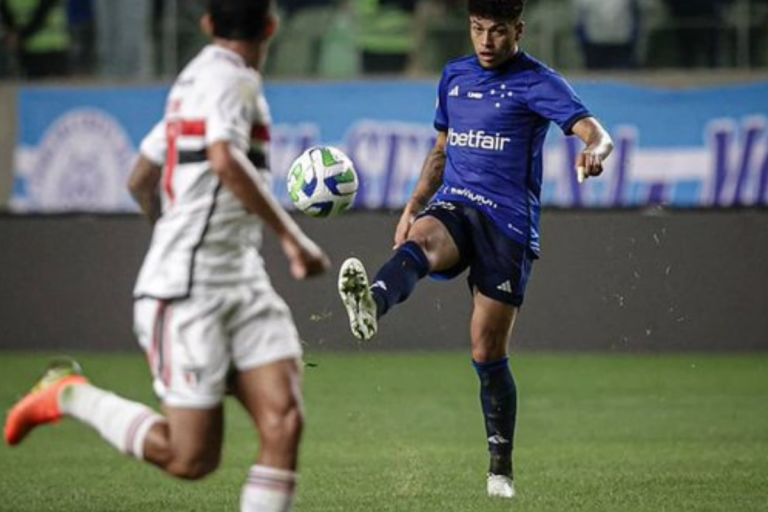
[1,352,766,511]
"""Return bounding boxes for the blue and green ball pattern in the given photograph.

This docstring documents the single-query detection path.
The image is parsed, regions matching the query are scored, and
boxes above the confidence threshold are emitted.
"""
[287,146,359,217]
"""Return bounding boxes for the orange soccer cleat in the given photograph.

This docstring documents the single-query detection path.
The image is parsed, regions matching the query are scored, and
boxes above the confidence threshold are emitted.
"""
[4,358,88,446]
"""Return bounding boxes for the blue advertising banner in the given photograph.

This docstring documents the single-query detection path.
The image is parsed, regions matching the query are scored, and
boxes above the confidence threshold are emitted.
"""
[11,80,768,212]
[13,86,167,212]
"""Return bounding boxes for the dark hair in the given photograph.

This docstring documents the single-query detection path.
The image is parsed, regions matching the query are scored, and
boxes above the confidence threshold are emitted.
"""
[208,0,274,41]
[467,0,525,21]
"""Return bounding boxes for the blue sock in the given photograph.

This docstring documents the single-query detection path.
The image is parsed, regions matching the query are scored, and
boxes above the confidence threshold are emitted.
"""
[370,241,430,318]
[473,357,517,477]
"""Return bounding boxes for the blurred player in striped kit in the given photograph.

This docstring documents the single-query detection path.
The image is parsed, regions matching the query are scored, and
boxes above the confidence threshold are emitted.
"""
[5,2,329,511]
[339,0,613,499]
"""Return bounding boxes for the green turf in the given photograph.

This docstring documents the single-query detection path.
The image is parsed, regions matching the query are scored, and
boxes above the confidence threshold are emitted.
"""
[1,352,767,511]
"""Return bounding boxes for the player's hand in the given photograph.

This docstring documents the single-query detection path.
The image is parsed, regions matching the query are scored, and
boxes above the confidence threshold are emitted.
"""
[575,148,605,183]
[281,233,330,279]
[393,203,420,249]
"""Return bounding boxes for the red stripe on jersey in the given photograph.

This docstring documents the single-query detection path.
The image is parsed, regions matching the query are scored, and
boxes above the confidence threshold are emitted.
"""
[164,120,268,203]
[179,119,206,136]
[251,124,270,142]
[164,119,205,204]
[164,123,180,203]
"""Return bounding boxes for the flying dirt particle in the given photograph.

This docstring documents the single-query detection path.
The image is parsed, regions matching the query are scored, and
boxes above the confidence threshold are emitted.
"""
[309,310,333,322]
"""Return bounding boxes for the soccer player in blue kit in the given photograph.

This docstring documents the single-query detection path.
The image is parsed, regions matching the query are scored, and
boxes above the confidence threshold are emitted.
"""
[338,0,614,499]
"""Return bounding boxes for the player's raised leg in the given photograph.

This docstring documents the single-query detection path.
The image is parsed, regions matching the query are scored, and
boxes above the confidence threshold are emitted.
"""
[235,358,304,512]
[471,293,519,498]
[5,358,169,461]
[338,215,458,341]
[4,357,225,480]
[57,380,223,479]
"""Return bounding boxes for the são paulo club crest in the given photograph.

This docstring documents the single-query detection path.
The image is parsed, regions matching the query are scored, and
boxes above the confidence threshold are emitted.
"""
[20,108,137,212]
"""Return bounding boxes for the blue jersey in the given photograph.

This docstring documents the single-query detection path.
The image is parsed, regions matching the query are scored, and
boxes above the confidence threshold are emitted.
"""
[434,52,591,255]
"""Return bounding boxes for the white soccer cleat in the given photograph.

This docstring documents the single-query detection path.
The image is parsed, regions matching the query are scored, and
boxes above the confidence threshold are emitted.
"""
[338,258,377,341]
[487,474,515,498]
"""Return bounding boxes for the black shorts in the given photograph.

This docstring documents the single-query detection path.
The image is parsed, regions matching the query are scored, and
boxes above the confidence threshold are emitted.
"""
[417,200,535,307]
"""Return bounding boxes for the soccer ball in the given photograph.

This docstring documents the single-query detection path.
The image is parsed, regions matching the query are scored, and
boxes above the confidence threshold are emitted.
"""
[286,145,359,217]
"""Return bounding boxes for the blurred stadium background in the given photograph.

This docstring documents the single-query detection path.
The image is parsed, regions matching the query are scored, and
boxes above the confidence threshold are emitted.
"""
[0,0,767,511]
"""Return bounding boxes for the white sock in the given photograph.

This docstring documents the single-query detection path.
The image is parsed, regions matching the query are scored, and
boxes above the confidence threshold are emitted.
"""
[240,465,298,512]
[59,383,164,459]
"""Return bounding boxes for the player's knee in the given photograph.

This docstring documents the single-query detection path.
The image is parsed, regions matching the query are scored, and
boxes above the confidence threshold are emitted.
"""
[405,231,428,248]
[260,402,304,448]
[472,346,494,363]
[153,439,221,481]
[405,234,442,268]
[471,333,509,363]
[406,222,457,270]
[166,454,220,481]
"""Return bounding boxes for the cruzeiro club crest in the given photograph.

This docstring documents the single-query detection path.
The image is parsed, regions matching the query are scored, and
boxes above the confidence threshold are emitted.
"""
[22,108,137,212]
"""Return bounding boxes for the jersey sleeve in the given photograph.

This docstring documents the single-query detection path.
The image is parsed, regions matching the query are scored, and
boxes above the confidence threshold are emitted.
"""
[202,70,257,146]
[433,69,449,132]
[139,120,167,166]
[527,70,591,135]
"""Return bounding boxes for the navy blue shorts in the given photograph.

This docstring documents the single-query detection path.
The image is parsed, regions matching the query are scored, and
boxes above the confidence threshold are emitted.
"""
[417,200,535,307]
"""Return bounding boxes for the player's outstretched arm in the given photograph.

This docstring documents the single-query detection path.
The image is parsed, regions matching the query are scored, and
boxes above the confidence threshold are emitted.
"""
[127,154,162,224]
[571,117,614,182]
[208,141,330,279]
[394,131,448,248]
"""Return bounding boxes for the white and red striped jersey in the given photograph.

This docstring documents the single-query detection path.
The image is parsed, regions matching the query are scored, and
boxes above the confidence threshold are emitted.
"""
[134,45,273,300]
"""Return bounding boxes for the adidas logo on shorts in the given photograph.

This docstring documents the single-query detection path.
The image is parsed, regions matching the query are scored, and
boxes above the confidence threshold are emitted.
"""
[496,281,513,293]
